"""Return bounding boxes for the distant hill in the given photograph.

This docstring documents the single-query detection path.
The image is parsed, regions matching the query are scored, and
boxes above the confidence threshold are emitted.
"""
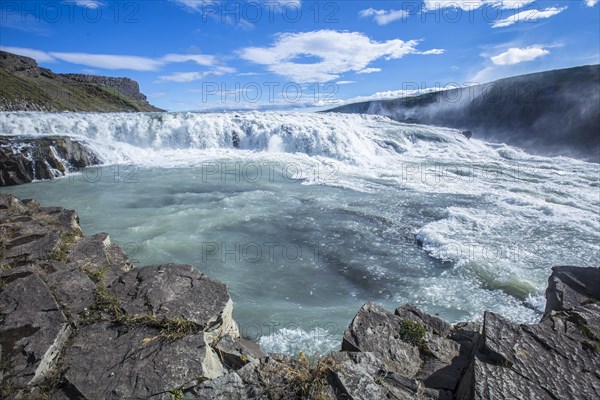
[0,51,163,112]
[328,65,600,162]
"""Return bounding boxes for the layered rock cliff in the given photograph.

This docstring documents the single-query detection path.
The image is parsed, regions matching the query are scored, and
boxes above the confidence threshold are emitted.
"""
[0,51,163,112]
[0,194,598,399]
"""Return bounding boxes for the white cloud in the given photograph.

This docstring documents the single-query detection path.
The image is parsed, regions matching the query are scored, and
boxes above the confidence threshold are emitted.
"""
[67,0,104,9]
[339,84,466,105]
[162,53,215,66]
[423,0,535,11]
[173,0,301,13]
[50,52,164,71]
[239,30,442,83]
[423,1,483,11]
[418,48,446,55]
[0,46,57,63]
[158,71,211,82]
[492,6,567,28]
[157,66,235,82]
[0,46,225,72]
[585,0,598,6]
[171,0,215,12]
[359,8,408,25]
[491,46,549,65]
[336,81,356,85]
[357,68,382,74]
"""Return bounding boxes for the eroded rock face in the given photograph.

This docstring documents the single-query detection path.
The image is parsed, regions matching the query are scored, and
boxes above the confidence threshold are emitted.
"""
[110,264,239,342]
[0,135,101,186]
[459,267,600,400]
[0,195,242,398]
[0,270,71,389]
[60,74,148,102]
[545,266,600,312]
[62,322,223,400]
[214,335,266,370]
[340,302,477,399]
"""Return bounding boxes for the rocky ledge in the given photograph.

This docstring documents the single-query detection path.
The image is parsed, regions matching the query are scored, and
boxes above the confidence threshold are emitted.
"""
[0,136,100,186]
[0,194,599,399]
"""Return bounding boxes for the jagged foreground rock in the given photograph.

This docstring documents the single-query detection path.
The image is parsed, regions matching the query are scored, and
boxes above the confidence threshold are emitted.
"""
[1,194,599,399]
[0,195,238,399]
[0,136,101,186]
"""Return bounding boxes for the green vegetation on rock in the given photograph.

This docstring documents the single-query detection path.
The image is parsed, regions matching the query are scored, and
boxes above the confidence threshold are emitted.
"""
[0,51,163,112]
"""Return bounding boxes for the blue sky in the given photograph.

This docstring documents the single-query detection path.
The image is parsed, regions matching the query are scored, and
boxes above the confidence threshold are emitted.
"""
[1,0,598,111]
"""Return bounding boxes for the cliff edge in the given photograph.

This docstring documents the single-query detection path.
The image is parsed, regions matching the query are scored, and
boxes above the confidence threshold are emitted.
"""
[0,51,164,112]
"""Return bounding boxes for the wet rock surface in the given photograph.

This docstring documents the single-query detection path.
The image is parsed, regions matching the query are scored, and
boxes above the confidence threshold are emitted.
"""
[1,194,598,399]
[0,135,101,186]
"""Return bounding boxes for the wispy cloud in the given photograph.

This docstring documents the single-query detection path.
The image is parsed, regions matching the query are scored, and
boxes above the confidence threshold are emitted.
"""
[0,46,226,72]
[491,45,549,65]
[585,0,598,6]
[336,81,356,85]
[0,46,57,63]
[423,1,564,28]
[157,66,235,82]
[338,84,465,105]
[157,71,212,82]
[50,52,164,71]
[172,0,301,13]
[423,0,536,11]
[66,0,105,9]
[239,30,443,83]
[162,54,215,66]
[357,68,382,74]
[418,49,446,55]
[492,6,567,28]
[170,0,215,12]
[359,8,408,25]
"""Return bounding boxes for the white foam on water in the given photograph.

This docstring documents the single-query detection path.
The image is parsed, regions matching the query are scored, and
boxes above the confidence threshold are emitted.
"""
[258,327,340,357]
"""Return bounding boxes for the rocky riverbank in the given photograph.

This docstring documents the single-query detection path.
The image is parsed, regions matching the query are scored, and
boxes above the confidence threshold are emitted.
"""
[0,194,598,399]
[0,136,101,186]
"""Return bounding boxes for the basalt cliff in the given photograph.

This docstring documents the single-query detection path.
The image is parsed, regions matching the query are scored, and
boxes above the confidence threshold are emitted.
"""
[0,51,163,113]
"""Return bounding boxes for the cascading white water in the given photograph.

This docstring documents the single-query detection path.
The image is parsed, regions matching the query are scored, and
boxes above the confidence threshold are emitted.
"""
[0,111,496,166]
[2,111,598,355]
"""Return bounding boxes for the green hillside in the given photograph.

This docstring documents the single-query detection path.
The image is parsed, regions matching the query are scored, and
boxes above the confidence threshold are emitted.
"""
[0,51,163,112]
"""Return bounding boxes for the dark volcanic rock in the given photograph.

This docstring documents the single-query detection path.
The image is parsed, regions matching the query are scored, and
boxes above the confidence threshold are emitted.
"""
[0,270,71,390]
[342,302,423,377]
[545,266,600,312]
[0,195,239,398]
[233,354,337,399]
[341,302,477,398]
[214,335,266,370]
[191,372,249,399]
[0,135,101,186]
[61,322,223,400]
[109,264,239,343]
[458,266,600,400]
[67,232,134,286]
